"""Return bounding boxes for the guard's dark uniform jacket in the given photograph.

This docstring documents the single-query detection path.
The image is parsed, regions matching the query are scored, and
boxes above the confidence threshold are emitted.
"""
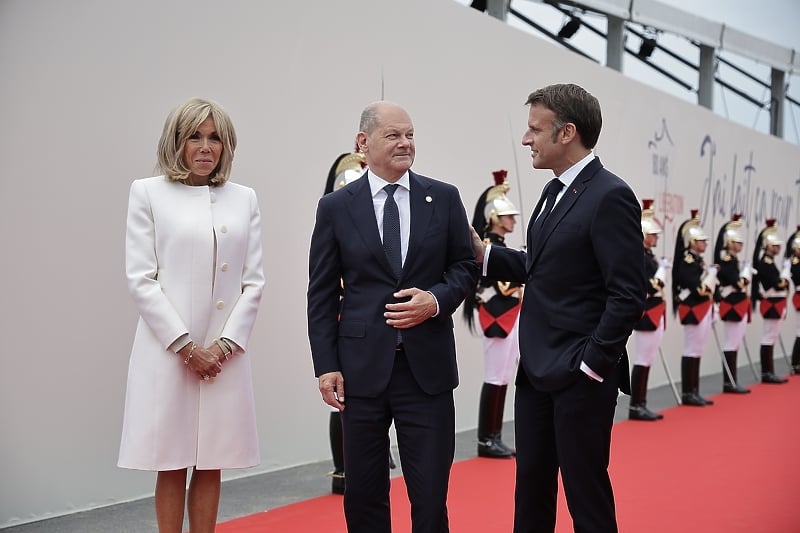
[791,256,800,311]
[634,248,665,331]
[476,232,522,338]
[674,250,712,324]
[716,252,749,322]
[756,254,788,319]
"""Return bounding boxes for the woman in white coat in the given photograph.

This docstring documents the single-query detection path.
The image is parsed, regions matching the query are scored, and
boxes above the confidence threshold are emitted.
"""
[118,97,265,533]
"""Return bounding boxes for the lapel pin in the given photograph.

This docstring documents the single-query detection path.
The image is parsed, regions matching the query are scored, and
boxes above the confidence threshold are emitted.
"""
[425,196,432,203]
[572,188,577,193]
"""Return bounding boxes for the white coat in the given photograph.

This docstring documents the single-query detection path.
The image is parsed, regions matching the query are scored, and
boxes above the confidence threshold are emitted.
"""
[118,176,264,471]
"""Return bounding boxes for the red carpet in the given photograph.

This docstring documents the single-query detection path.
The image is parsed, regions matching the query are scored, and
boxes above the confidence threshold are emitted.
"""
[217,378,800,532]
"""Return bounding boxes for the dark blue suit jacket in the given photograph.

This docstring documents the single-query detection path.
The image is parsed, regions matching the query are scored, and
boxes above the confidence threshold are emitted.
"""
[486,158,646,394]
[307,171,479,397]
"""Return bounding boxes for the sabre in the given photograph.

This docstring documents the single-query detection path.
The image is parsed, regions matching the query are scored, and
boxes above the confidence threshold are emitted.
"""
[507,113,526,245]
[741,334,759,381]
[711,322,738,388]
[778,334,792,369]
[658,347,681,405]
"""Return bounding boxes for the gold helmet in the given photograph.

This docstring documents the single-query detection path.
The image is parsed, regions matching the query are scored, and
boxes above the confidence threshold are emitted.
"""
[681,209,707,248]
[640,199,661,235]
[788,225,800,256]
[483,170,520,227]
[333,152,367,191]
[761,218,784,248]
[714,213,745,261]
[324,151,367,195]
[723,214,745,246]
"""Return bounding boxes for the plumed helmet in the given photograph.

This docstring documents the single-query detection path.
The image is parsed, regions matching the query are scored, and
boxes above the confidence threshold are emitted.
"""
[714,213,745,261]
[640,199,661,235]
[681,209,707,248]
[787,225,800,258]
[324,151,367,195]
[723,214,745,245]
[483,170,520,227]
[760,218,784,248]
[333,152,367,190]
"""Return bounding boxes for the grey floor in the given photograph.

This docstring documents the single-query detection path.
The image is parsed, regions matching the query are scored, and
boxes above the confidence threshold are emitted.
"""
[5,359,789,533]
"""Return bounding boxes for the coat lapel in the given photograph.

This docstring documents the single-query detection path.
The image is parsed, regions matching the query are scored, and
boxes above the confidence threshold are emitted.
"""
[527,158,602,271]
[345,174,395,275]
[404,171,434,278]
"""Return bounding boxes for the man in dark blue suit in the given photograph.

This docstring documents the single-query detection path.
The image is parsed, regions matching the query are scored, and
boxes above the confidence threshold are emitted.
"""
[472,84,646,533]
[307,101,478,532]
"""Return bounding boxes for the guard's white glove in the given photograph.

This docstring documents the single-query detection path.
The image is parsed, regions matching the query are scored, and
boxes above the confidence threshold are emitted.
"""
[739,260,753,282]
[702,265,719,290]
[780,259,792,281]
[654,257,671,284]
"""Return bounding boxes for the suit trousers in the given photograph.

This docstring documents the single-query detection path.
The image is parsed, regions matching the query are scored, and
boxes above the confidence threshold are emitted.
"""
[341,348,455,533]
[513,367,619,533]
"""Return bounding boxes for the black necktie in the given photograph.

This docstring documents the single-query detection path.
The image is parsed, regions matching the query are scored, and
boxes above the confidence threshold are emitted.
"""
[532,178,564,234]
[382,184,402,277]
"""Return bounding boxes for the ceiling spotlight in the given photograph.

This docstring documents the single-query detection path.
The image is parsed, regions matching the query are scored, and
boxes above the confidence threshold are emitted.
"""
[557,16,581,39]
[637,37,657,59]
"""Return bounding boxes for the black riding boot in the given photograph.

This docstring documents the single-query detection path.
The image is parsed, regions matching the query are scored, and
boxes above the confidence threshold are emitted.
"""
[681,356,711,406]
[493,384,515,455]
[629,365,663,420]
[722,351,750,393]
[477,383,513,458]
[760,344,788,383]
[791,337,800,375]
[329,411,345,494]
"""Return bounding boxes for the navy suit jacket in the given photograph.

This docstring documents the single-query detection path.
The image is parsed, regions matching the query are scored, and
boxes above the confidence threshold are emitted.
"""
[307,171,479,397]
[487,158,646,394]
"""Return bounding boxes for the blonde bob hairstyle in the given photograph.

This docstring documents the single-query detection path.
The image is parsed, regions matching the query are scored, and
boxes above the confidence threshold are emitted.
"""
[156,97,237,186]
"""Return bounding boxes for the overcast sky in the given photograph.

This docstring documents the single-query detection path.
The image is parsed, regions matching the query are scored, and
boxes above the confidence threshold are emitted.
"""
[454,0,800,145]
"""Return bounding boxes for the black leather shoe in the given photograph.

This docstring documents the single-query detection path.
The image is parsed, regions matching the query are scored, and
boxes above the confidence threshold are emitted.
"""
[762,373,789,384]
[629,405,664,421]
[723,383,751,394]
[681,393,707,406]
[331,472,345,495]
[478,438,514,458]
[495,439,516,456]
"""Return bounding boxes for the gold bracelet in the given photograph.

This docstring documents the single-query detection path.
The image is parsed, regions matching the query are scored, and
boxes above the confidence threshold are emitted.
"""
[184,342,196,365]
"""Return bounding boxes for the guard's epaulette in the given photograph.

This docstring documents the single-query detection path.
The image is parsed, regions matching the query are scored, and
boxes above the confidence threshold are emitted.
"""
[764,256,774,265]
[683,253,694,264]
[721,253,732,262]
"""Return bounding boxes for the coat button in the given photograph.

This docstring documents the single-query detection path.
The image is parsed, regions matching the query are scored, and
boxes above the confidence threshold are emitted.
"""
[216,300,225,309]
[220,263,229,272]
[220,225,228,233]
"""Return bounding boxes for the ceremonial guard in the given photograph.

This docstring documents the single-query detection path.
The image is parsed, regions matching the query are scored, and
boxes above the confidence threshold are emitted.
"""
[322,149,368,493]
[713,214,752,393]
[751,219,790,383]
[629,199,668,420]
[464,170,521,458]
[787,226,800,374]
[672,210,718,406]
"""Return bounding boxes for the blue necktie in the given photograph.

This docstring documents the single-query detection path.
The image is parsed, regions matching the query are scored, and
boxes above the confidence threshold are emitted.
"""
[383,184,402,278]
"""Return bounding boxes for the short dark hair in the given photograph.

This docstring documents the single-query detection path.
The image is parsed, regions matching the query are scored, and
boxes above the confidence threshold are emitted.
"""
[525,84,602,149]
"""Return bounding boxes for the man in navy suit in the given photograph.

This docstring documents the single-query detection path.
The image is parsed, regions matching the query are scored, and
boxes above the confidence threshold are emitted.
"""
[307,101,478,532]
[472,84,646,532]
